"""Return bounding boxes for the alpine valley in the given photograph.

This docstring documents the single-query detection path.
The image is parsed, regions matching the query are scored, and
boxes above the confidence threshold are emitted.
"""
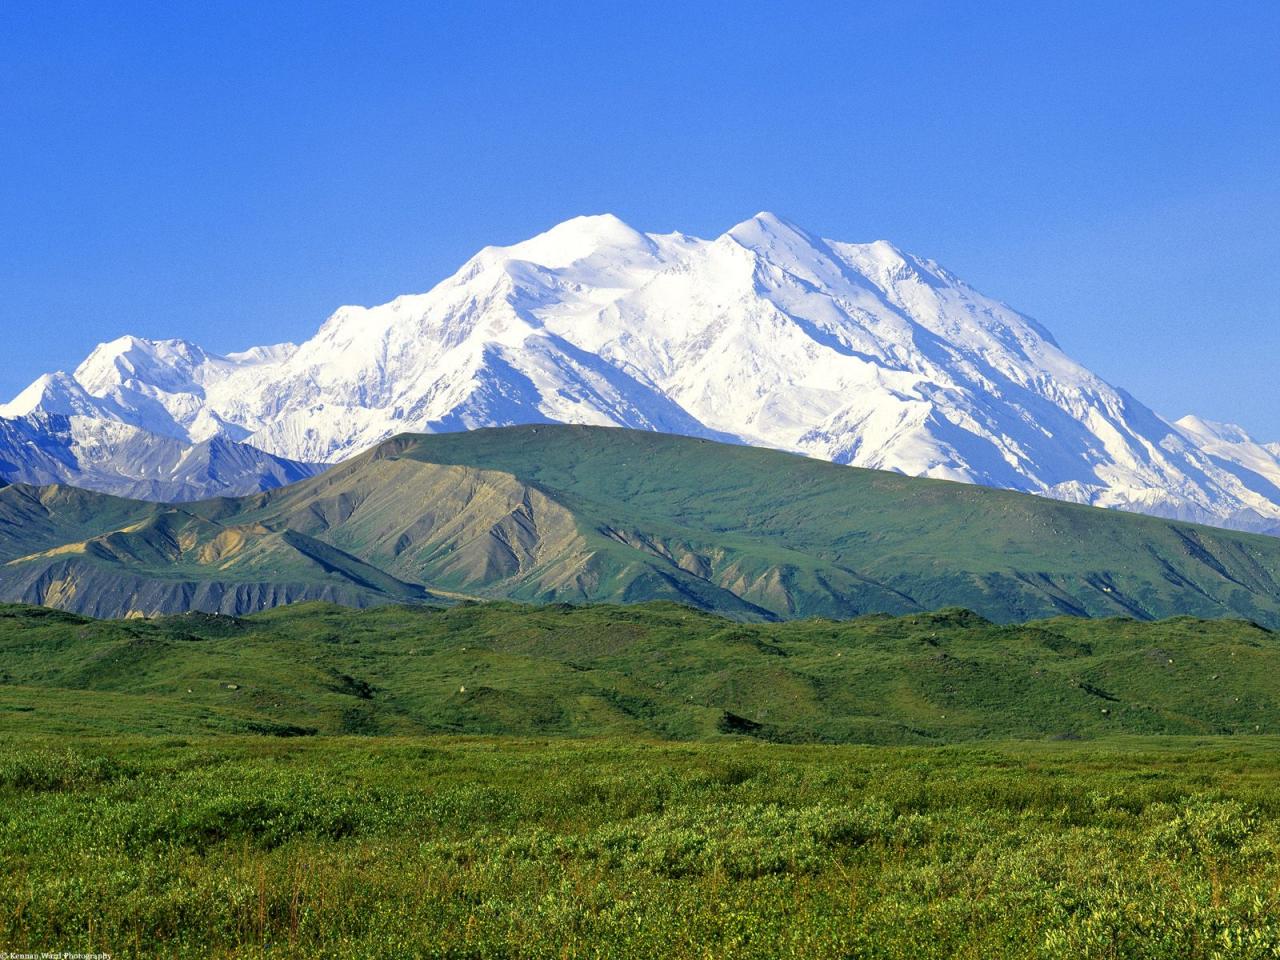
[2,213,1278,536]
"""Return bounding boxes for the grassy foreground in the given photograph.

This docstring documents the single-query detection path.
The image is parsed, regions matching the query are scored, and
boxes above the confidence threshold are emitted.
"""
[3,735,1280,959]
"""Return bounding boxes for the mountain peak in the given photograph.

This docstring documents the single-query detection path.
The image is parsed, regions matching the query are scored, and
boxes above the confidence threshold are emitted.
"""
[748,210,797,229]
[0,370,105,420]
[225,342,299,366]
[497,213,655,270]
[726,211,814,245]
[722,211,825,266]
[83,334,206,361]
[73,335,214,397]
[1175,415,1260,446]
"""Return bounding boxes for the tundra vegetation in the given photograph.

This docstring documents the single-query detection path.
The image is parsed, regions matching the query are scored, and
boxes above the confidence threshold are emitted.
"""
[2,736,1279,958]
[2,600,1279,957]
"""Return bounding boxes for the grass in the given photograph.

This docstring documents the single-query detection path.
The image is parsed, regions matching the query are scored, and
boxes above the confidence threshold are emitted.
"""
[2,735,1279,958]
[4,599,1280,956]
[2,600,1280,743]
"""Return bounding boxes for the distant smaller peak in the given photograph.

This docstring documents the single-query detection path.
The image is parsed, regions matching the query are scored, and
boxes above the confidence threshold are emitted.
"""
[94,333,195,354]
[80,335,212,373]
[226,343,297,365]
[1174,415,1256,445]
[0,369,97,419]
[34,370,74,387]
[23,370,84,396]
[831,237,911,271]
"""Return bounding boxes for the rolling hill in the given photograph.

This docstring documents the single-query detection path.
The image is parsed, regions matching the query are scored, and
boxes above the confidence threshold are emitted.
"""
[1,425,1279,624]
[1,599,1277,742]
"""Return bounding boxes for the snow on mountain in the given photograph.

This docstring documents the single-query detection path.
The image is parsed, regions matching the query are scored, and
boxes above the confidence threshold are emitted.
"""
[4,212,1278,533]
[0,412,322,501]
[1172,416,1280,534]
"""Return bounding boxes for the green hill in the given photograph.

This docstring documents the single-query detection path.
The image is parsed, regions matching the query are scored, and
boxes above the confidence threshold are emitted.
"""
[2,425,1279,623]
[1,600,1277,742]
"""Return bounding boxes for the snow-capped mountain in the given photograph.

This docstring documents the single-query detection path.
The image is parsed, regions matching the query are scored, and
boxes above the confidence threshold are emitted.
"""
[3,212,1278,533]
[0,412,322,501]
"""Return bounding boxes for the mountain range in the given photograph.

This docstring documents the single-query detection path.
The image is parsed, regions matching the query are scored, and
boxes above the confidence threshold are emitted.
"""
[3,425,1279,624]
[2,213,1278,533]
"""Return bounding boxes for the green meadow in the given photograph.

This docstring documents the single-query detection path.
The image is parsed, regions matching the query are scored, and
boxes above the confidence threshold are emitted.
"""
[3,599,1280,957]
[3,601,1279,742]
[3,735,1280,959]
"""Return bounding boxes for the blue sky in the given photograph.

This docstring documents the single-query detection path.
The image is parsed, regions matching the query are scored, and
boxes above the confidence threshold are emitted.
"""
[2,1,1277,438]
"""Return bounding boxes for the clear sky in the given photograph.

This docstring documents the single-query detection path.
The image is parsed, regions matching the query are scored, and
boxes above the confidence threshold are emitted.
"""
[2,1,1277,438]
